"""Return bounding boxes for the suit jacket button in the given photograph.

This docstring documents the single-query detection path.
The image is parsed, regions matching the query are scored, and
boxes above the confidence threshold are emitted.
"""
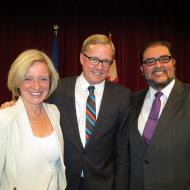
[144,160,149,164]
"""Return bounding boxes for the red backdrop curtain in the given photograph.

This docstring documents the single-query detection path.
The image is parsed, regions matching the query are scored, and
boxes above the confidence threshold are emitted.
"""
[0,7,189,103]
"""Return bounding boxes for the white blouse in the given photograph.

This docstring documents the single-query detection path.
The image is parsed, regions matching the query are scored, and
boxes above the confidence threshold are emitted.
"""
[34,131,60,190]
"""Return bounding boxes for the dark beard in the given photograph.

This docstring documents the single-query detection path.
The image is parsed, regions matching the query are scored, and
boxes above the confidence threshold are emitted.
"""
[147,76,175,90]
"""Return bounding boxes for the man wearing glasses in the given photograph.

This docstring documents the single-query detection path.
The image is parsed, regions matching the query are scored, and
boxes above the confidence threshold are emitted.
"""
[49,34,131,190]
[128,41,190,190]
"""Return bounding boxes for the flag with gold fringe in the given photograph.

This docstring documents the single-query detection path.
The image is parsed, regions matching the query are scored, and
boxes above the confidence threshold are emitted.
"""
[106,32,118,83]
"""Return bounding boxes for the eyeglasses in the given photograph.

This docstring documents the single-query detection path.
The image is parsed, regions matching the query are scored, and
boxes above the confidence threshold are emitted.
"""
[142,55,172,66]
[82,53,113,68]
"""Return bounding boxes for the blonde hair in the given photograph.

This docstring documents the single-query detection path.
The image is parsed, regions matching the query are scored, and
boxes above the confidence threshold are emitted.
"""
[8,49,59,100]
[81,34,115,58]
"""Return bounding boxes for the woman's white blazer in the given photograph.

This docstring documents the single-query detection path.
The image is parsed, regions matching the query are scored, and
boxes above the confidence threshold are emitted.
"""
[0,97,67,190]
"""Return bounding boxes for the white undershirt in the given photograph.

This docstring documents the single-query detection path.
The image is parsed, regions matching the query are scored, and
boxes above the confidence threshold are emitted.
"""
[34,131,60,190]
[138,79,175,135]
[34,131,60,164]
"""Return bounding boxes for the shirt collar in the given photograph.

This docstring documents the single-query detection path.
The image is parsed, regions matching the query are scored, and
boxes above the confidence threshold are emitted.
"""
[147,79,175,100]
[78,73,105,92]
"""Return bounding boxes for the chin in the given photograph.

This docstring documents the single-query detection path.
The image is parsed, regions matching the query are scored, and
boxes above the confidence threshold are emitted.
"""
[29,98,44,104]
[148,79,172,90]
[90,78,103,84]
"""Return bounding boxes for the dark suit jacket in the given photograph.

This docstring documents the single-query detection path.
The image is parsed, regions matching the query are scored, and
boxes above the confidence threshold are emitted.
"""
[128,79,190,190]
[48,76,131,190]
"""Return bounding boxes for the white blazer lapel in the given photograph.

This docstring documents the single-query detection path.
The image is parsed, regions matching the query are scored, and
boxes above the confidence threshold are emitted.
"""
[12,98,54,189]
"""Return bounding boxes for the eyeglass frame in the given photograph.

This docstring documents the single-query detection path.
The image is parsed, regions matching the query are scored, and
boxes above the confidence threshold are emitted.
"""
[142,55,173,66]
[82,53,113,68]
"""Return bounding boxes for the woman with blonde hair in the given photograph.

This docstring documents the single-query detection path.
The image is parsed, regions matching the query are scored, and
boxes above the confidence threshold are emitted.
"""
[0,49,66,190]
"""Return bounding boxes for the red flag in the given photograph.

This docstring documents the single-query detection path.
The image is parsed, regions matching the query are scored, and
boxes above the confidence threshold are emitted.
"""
[106,59,118,83]
[106,32,118,83]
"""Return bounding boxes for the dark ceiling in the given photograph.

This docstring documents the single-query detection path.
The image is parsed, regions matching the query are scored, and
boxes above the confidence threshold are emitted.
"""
[0,0,189,20]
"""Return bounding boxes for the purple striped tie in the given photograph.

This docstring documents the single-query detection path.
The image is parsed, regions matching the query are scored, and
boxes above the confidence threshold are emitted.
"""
[86,86,96,145]
[143,91,163,145]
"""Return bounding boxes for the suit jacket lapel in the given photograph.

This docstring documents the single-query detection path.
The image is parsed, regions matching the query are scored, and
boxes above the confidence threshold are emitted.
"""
[63,77,84,150]
[44,103,64,158]
[130,90,148,149]
[148,80,185,149]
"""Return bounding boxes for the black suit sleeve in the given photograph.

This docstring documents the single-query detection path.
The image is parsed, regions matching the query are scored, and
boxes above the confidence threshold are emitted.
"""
[114,93,131,190]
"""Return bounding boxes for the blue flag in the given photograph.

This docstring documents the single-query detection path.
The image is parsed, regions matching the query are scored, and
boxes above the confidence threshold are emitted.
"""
[51,31,59,71]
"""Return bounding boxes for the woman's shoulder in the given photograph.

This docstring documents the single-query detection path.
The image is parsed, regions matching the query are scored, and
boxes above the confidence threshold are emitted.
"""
[0,105,19,131]
[0,104,18,118]
[0,97,26,122]
[44,102,58,109]
[44,103,60,123]
[44,102,59,114]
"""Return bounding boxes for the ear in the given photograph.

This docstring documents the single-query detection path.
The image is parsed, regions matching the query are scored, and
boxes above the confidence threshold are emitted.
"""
[80,53,84,65]
[172,58,176,65]
[140,65,144,76]
[16,88,21,95]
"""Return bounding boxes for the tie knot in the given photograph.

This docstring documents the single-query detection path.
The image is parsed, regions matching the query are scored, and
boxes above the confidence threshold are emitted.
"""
[88,86,95,94]
[155,91,163,98]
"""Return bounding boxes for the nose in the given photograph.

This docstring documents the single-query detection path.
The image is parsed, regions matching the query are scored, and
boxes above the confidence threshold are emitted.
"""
[155,59,162,67]
[96,61,104,69]
[32,80,40,89]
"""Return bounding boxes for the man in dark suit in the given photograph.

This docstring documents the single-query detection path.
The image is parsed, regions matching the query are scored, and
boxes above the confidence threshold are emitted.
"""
[49,34,131,190]
[128,41,190,190]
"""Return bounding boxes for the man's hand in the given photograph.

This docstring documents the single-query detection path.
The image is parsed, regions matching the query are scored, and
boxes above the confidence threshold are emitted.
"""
[0,100,16,109]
